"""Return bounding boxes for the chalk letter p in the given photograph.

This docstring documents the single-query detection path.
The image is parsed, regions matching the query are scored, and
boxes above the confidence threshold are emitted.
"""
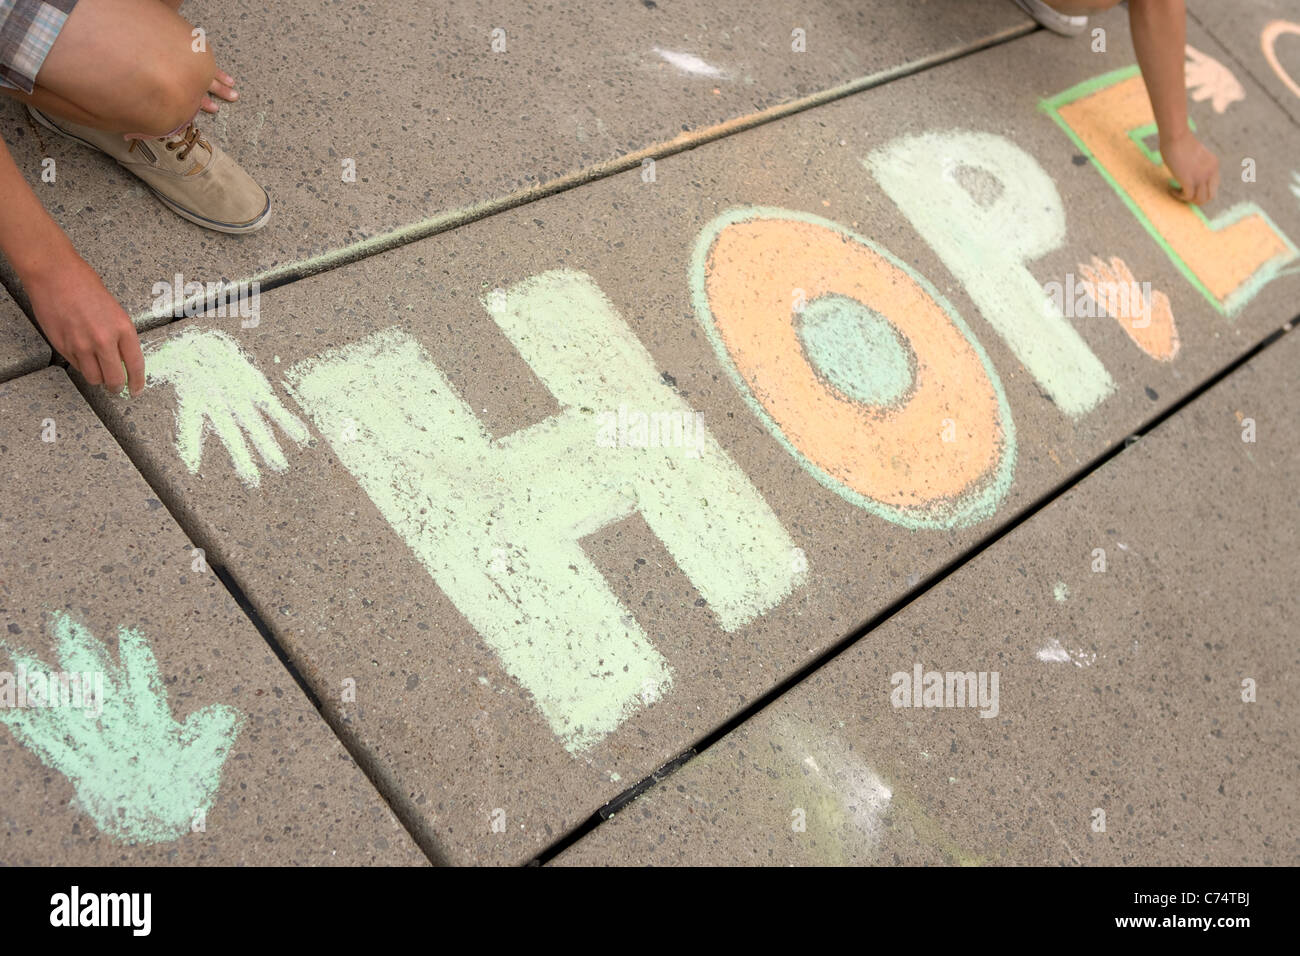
[867,130,1114,418]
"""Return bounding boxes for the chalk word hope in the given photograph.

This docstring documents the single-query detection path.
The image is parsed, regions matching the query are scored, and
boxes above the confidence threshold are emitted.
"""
[151,69,1295,753]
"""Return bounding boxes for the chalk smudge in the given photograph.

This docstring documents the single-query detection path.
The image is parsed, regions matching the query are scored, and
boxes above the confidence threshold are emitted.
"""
[653,48,726,78]
[1037,638,1096,667]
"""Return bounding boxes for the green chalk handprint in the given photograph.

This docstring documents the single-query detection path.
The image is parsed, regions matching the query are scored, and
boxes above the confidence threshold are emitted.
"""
[146,328,310,487]
[0,611,245,844]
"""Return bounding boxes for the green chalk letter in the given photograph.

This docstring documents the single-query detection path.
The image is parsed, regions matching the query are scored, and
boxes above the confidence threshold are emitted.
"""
[867,130,1114,418]
[284,271,802,753]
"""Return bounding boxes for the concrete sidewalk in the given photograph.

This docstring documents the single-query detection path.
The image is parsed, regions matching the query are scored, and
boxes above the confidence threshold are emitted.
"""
[0,369,423,864]
[1,1,1297,866]
[0,0,1032,324]
[0,285,46,382]
[553,327,1300,866]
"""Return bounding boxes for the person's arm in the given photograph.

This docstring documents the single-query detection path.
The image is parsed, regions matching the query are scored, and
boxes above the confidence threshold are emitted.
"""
[1129,0,1219,205]
[0,133,144,395]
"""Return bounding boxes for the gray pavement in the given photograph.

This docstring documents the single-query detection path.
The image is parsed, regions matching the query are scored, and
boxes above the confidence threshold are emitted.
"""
[0,368,425,864]
[555,326,1300,866]
[1,2,1296,867]
[0,285,47,383]
[1190,0,1300,127]
[78,7,1300,865]
[0,0,1032,323]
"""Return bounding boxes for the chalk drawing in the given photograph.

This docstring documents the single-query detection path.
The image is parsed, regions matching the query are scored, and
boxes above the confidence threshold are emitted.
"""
[1261,20,1300,101]
[1042,67,1298,316]
[0,611,244,844]
[146,328,311,487]
[691,207,1016,530]
[1077,256,1180,361]
[1184,45,1245,114]
[653,48,726,79]
[283,270,802,753]
[866,131,1116,419]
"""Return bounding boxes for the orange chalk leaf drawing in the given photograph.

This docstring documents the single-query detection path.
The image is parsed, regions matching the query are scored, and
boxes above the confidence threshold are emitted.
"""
[1184,45,1245,114]
[1078,256,1180,362]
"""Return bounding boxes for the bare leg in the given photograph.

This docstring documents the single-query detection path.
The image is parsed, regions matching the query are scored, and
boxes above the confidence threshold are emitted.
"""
[0,0,216,136]
[152,0,238,108]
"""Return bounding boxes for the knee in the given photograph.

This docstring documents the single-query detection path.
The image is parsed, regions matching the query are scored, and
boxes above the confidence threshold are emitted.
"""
[130,46,214,136]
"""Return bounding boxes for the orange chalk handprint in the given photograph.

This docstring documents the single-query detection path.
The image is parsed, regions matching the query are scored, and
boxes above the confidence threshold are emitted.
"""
[1078,256,1180,362]
[1185,45,1245,114]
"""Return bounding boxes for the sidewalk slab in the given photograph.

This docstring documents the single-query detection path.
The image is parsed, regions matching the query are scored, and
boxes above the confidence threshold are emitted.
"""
[1189,0,1300,127]
[555,328,1300,865]
[0,0,1030,323]
[83,8,1300,865]
[0,286,49,383]
[0,368,425,865]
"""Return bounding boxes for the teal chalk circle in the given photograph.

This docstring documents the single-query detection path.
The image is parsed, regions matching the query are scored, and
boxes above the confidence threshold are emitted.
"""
[796,294,918,407]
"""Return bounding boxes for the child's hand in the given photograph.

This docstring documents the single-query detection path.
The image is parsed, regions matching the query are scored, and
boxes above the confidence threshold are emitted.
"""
[1160,129,1220,205]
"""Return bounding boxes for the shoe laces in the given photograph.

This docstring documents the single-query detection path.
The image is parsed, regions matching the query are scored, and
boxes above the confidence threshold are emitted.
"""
[164,123,209,161]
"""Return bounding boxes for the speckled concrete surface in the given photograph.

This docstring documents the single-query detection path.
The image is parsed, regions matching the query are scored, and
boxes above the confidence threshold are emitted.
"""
[554,327,1300,866]
[0,368,426,865]
[1189,0,1300,127]
[0,285,49,383]
[78,9,1300,865]
[0,0,1032,322]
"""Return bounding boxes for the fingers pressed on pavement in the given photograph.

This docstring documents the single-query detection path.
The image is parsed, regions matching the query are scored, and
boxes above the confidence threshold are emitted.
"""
[122,336,146,396]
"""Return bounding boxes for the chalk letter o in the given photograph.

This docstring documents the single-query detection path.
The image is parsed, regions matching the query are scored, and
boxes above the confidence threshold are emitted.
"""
[691,208,1016,529]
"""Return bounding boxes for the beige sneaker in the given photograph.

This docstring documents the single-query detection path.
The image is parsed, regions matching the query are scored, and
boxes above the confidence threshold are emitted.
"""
[1010,0,1088,37]
[28,106,271,234]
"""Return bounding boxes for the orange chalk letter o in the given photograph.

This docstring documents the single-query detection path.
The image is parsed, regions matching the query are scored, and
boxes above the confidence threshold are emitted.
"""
[691,208,1016,529]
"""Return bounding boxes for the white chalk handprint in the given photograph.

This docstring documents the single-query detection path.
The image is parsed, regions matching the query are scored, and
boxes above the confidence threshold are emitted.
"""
[1185,45,1245,114]
[146,328,310,487]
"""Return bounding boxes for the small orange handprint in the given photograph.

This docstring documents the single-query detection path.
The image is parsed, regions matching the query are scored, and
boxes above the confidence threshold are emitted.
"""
[1078,256,1180,362]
